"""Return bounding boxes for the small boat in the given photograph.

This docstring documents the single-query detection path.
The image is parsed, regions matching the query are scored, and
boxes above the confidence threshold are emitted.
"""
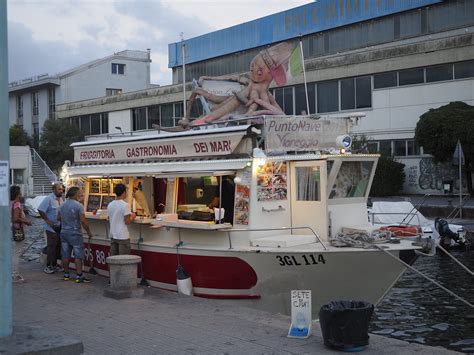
[368,200,467,248]
[62,115,422,317]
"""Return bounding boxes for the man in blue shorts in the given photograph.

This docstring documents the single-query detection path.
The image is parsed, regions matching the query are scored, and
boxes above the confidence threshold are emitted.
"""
[58,186,93,283]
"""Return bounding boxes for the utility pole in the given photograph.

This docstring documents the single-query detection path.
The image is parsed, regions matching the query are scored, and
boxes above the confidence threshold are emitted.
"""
[0,0,12,338]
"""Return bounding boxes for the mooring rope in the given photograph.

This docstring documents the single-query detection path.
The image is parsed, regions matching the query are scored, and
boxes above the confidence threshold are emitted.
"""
[436,244,474,276]
[374,245,474,308]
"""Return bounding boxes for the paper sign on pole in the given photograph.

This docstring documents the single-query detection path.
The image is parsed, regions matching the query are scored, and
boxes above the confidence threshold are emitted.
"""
[0,161,9,206]
[288,290,312,338]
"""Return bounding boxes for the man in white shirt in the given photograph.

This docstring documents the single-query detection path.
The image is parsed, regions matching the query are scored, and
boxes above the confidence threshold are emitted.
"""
[107,183,136,255]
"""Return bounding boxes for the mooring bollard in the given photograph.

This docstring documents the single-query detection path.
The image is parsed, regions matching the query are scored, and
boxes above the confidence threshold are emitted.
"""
[104,255,144,299]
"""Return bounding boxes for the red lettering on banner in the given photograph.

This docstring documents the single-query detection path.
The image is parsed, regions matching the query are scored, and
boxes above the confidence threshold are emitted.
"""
[194,142,208,153]
[79,149,115,161]
[210,140,231,153]
[125,145,177,158]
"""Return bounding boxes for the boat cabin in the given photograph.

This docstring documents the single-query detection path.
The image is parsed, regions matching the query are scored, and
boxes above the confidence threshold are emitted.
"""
[62,115,378,245]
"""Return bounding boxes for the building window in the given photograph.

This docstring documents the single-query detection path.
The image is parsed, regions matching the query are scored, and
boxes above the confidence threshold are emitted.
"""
[132,107,147,131]
[394,140,407,156]
[32,92,39,116]
[80,115,91,135]
[294,84,315,115]
[355,76,371,108]
[111,63,125,75]
[454,60,474,79]
[12,169,25,184]
[340,78,355,110]
[373,72,397,89]
[426,64,453,83]
[378,140,392,156]
[398,68,424,86]
[161,104,174,127]
[407,140,420,156]
[274,87,295,115]
[148,105,160,128]
[16,95,23,123]
[317,80,338,113]
[101,113,108,133]
[32,122,39,148]
[106,88,122,96]
[48,88,55,119]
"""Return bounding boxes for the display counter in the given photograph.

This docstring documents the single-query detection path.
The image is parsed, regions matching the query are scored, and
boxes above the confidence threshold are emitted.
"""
[151,220,232,230]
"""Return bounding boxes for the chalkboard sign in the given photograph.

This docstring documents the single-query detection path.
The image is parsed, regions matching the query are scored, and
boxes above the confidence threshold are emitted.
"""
[90,179,100,194]
[87,195,101,212]
[101,195,115,209]
[101,180,110,194]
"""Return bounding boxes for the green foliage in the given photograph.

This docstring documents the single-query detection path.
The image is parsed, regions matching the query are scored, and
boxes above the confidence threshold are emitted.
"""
[9,125,31,146]
[39,119,84,172]
[370,156,406,197]
[415,101,474,162]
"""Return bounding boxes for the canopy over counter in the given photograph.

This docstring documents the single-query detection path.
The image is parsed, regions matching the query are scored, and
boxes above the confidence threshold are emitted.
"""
[66,159,252,178]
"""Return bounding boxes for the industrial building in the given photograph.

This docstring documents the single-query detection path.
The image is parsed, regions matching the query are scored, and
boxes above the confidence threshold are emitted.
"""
[54,0,473,194]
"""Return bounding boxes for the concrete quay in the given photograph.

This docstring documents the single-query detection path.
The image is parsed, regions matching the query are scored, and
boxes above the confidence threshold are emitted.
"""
[7,261,459,355]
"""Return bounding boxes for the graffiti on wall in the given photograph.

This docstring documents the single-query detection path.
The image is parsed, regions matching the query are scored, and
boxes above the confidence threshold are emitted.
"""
[418,157,464,191]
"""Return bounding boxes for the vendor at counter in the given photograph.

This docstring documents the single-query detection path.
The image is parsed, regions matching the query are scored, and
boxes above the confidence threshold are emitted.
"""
[207,176,235,224]
[108,183,136,255]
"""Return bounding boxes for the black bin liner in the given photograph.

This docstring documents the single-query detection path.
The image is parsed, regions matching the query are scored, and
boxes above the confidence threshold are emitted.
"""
[319,300,374,351]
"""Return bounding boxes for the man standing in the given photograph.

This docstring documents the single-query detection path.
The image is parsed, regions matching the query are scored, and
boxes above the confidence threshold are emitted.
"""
[107,183,136,255]
[58,186,93,283]
[38,182,64,274]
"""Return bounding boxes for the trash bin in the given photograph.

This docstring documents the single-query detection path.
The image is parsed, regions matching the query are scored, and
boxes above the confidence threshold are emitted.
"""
[319,300,374,351]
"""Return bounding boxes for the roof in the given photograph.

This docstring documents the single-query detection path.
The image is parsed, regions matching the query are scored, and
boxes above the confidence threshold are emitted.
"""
[168,0,442,68]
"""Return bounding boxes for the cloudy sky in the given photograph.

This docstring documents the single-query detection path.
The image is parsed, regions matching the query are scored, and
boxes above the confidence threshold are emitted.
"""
[7,0,310,85]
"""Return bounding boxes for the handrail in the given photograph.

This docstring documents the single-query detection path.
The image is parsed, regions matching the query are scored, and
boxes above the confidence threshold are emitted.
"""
[446,193,471,221]
[30,148,58,182]
[399,193,431,225]
[369,212,422,227]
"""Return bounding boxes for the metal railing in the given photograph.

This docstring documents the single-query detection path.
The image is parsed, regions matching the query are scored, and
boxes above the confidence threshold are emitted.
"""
[31,148,58,183]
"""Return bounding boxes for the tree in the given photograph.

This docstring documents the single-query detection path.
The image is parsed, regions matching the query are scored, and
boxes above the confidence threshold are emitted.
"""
[370,156,406,196]
[9,125,31,146]
[39,119,84,172]
[415,101,474,194]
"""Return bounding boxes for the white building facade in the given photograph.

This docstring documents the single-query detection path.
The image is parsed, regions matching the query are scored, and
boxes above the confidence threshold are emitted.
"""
[8,50,152,142]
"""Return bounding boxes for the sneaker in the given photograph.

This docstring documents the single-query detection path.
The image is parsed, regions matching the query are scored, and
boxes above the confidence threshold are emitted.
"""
[43,266,55,274]
[63,273,70,281]
[75,274,91,283]
[53,265,64,273]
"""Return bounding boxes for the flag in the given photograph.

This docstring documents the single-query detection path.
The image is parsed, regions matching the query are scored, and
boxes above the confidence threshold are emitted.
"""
[289,45,303,78]
[453,140,465,166]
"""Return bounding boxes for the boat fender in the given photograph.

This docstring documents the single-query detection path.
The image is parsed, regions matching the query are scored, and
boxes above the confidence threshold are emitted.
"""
[176,265,193,296]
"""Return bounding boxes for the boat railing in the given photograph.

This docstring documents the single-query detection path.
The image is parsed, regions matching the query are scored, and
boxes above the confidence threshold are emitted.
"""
[226,226,327,250]
[369,212,423,227]
[446,193,471,221]
[399,193,432,225]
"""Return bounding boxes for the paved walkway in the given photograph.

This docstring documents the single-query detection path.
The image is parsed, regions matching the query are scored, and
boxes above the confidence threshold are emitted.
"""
[12,262,458,354]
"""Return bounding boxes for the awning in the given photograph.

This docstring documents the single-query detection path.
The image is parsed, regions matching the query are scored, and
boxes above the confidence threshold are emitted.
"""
[67,159,251,178]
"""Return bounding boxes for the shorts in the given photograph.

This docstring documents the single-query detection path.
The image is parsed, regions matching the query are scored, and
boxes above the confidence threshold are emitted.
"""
[60,233,84,260]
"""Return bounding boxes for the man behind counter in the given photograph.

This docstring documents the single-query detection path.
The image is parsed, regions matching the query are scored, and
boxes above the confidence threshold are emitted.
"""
[107,183,136,255]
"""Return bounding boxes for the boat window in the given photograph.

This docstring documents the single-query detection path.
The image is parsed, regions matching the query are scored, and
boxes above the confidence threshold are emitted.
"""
[177,176,235,223]
[329,161,374,199]
[295,167,320,201]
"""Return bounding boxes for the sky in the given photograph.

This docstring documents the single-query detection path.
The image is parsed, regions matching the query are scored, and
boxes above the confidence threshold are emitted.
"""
[7,0,311,86]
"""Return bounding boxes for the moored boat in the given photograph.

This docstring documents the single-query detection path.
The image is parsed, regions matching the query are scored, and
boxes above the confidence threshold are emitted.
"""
[62,115,422,317]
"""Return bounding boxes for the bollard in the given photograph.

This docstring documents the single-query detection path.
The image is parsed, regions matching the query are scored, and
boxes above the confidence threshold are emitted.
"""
[104,255,144,299]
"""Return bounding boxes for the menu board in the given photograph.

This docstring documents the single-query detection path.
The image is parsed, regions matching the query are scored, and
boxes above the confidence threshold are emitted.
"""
[89,179,100,194]
[87,195,101,212]
[101,180,111,194]
[101,195,115,209]
[256,161,287,201]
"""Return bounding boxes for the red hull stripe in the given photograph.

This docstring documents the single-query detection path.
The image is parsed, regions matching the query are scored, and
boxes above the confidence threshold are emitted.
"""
[85,243,258,290]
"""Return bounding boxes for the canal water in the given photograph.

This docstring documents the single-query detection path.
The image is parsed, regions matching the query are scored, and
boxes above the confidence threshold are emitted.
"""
[371,247,474,353]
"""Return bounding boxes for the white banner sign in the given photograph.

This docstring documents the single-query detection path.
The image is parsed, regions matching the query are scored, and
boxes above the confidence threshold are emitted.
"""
[265,116,352,152]
[74,132,245,163]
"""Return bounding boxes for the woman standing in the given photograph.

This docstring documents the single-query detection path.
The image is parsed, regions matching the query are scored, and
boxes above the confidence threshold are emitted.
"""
[10,185,32,282]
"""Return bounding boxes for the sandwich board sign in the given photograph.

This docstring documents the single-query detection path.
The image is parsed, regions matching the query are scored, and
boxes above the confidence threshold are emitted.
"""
[288,290,312,338]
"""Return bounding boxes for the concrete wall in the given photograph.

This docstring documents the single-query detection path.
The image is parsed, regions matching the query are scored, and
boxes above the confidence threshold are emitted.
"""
[109,110,132,133]
[9,146,33,196]
[59,58,150,104]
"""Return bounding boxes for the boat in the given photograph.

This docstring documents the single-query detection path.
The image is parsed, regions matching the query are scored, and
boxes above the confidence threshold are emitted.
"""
[61,115,422,317]
[368,200,467,248]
